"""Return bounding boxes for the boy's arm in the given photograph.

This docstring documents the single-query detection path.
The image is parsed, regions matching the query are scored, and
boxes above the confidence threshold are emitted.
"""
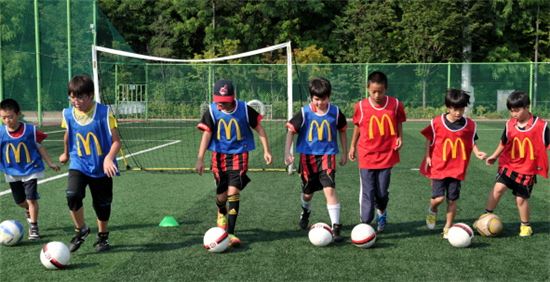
[424,139,432,168]
[339,128,348,166]
[472,144,487,160]
[486,143,505,166]
[103,127,121,178]
[348,125,359,161]
[195,131,212,175]
[284,131,295,165]
[38,146,60,171]
[59,131,69,164]
[254,123,272,165]
[395,122,403,150]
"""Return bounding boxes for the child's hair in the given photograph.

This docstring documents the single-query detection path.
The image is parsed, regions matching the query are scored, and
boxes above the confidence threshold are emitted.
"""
[0,98,21,114]
[68,75,94,97]
[367,71,388,89]
[445,89,470,108]
[309,77,332,99]
[506,91,530,110]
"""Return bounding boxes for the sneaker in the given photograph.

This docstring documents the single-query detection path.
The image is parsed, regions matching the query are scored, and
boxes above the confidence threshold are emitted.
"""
[229,234,241,247]
[69,226,91,252]
[217,212,228,230]
[426,209,437,230]
[299,208,311,230]
[24,209,31,224]
[442,227,450,239]
[376,210,387,232]
[519,225,533,237]
[93,232,110,252]
[332,224,344,243]
[28,224,40,240]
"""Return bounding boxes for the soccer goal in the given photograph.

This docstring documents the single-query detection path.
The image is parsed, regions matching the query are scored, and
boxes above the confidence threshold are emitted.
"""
[91,42,293,172]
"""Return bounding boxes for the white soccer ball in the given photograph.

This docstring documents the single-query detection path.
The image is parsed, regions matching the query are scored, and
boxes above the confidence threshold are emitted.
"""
[203,227,230,253]
[351,223,377,248]
[0,219,24,246]
[447,223,474,248]
[308,222,333,247]
[40,241,71,269]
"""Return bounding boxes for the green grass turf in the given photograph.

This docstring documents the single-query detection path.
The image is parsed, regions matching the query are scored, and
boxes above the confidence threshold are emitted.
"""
[0,121,549,281]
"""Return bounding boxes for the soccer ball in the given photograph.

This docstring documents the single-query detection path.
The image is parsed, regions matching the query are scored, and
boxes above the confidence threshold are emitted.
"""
[473,213,503,237]
[351,223,377,248]
[447,223,474,248]
[40,241,71,269]
[0,219,24,246]
[203,227,230,253]
[308,222,333,247]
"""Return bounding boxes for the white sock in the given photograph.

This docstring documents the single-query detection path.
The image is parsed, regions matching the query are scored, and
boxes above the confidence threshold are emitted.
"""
[301,193,311,211]
[327,203,341,226]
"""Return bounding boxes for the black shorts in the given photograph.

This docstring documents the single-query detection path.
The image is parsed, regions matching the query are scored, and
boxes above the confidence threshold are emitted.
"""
[215,170,250,194]
[301,170,336,194]
[496,172,533,199]
[431,178,461,201]
[67,169,113,204]
[9,179,39,204]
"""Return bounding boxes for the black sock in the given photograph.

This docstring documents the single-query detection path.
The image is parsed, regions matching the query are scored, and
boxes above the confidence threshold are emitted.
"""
[227,194,240,234]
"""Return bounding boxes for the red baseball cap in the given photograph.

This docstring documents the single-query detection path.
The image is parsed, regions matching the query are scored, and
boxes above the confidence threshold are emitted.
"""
[213,79,235,103]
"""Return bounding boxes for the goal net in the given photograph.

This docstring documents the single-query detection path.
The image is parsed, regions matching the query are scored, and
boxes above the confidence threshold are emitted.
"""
[92,42,293,172]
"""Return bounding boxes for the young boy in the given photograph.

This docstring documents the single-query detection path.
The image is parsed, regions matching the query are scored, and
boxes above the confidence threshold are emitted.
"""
[0,98,59,240]
[195,79,272,247]
[419,89,487,238]
[348,71,406,232]
[59,75,121,252]
[284,77,348,242]
[483,91,549,237]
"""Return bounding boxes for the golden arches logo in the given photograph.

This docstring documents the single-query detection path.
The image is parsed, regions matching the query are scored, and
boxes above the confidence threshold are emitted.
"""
[217,119,242,140]
[442,138,467,161]
[76,132,103,156]
[368,114,395,139]
[511,137,534,160]
[308,120,332,141]
[5,143,31,164]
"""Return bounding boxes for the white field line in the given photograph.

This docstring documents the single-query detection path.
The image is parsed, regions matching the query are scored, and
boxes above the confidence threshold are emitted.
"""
[0,140,181,197]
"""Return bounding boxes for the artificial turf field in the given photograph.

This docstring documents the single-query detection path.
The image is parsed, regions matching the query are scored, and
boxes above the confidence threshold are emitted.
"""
[0,121,548,281]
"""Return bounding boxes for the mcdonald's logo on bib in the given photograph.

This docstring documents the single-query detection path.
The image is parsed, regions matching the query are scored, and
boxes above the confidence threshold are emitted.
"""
[511,137,534,160]
[76,132,103,156]
[368,114,395,139]
[308,120,332,141]
[442,138,466,161]
[5,142,31,163]
[217,118,242,140]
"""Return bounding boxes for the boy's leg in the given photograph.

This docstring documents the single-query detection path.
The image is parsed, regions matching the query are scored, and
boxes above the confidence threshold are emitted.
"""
[427,196,444,230]
[9,181,31,223]
[226,171,250,247]
[374,168,391,232]
[359,169,376,224]
[443,200,457,238]
[216,193,228,229]
[299,192,313,230]
[89,176,113,252]
[516,197,532,237]
[66,170,91,252]
[323,187,342,242]
[485,182,508,212]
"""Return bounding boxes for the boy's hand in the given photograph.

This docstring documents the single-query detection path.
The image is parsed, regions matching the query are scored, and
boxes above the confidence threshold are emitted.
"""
[476,151,488,160]
[264,152,272,165]
[394,137,403,150]
[59,153,69,164]
[348,147,356,161]
[103,158,118,178]
[285,154,294,165]
[195,159,205,176]
[486,155,497,166]
[339,156,347,166]
[425,156,432,168]
[48,162,61,172]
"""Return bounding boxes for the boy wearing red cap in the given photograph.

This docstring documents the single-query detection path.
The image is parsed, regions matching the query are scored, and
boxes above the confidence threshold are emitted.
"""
[195,79,272,247]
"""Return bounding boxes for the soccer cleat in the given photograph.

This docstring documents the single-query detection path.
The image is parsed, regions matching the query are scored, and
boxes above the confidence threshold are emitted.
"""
[217,212,228,230]
[229,234,241,247]
[69,226,91,252]
[24,209,31,224]
[426,209,437,230]
[442,227,450,239]
[332,223,344,243]
[519,225,533,237]
[299,208,311,230]
[376,210,387,232]
[28,224,40,240]
[93,232,111,252]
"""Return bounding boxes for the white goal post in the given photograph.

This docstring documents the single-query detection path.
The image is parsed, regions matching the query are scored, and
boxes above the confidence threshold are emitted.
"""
[91,42,293,122]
